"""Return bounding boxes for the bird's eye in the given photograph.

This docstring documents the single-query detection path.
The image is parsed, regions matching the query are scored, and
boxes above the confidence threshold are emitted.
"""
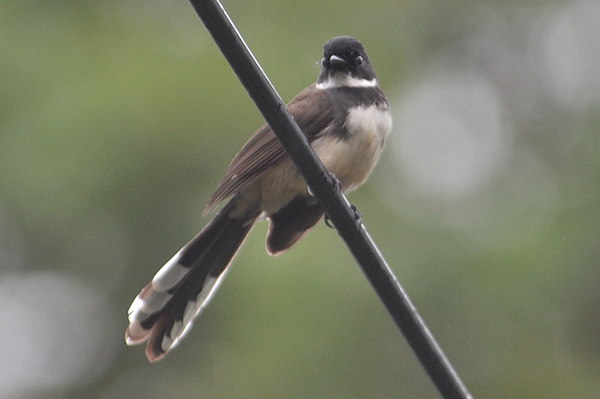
[355,56,363,65]
[321,57,328,67]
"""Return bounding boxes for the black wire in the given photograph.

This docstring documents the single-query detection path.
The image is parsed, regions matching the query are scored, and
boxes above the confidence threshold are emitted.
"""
[187,1,473,398]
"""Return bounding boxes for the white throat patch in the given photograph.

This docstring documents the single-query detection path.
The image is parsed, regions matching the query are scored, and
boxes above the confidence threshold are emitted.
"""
[316,74,378,90]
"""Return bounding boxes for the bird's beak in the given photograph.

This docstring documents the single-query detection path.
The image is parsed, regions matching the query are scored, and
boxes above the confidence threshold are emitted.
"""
[328,55,348,68]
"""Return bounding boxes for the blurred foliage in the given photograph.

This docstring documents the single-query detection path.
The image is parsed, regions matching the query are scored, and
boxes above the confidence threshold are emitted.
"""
[1,0,599,398]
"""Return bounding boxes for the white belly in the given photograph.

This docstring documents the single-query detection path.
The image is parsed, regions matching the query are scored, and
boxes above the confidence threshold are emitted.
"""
[236,104,391,216]
[313,104,392,192]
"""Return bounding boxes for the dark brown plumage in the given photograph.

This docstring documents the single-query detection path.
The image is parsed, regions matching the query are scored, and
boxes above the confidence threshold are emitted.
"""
[126,36,391,362]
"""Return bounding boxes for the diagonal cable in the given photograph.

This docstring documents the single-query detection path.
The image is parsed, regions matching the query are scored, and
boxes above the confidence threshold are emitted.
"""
[187,1,473,398]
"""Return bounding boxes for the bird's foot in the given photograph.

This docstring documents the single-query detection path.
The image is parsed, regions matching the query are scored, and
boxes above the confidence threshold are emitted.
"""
[308,171,342,198]
[324,204,362,228]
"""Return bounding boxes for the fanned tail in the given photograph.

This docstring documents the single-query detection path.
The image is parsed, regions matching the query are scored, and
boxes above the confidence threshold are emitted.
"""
[125,202,255,362]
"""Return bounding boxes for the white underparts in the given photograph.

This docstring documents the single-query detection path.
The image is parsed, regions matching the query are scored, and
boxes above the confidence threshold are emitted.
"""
[312,104,391,193]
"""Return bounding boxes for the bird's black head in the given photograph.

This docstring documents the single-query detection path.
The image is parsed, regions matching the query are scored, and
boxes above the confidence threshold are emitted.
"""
[317,36,378,87]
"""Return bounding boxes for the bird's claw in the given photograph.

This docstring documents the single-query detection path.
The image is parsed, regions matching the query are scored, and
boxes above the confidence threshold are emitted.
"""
[308,171,342,198]
[327,171,342,192]
[325,204,362,228]
[350,204,362,224]
[325,213,334,228]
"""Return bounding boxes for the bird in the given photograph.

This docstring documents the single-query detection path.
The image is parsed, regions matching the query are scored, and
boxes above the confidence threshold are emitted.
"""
[125,36,391,362]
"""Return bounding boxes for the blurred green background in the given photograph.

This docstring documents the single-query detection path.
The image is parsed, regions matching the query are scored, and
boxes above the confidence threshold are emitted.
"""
[1,0,599,398]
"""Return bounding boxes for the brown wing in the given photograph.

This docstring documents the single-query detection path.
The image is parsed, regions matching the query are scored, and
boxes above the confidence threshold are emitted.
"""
[203,84,334,214]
